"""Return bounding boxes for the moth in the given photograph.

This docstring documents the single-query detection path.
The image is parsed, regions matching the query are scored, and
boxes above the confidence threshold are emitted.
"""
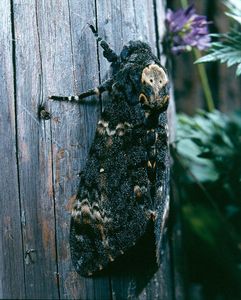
[49,26,170,276]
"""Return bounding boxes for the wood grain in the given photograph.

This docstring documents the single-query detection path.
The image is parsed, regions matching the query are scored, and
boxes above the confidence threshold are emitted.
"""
[11,1,59,298]
[0,1,25,298]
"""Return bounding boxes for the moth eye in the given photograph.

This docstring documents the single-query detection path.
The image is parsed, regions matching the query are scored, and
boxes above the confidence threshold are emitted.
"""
[150,79,153,83]
[159,80,162,84]
[143,80,146,85]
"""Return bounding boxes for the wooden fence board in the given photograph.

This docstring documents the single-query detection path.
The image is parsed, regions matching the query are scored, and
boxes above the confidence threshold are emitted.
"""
[36,1,91,298]
[0,1,25,298]
[12,1,58,298]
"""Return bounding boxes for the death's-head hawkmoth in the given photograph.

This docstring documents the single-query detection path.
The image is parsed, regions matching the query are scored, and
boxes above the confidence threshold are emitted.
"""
[49,26,170,276]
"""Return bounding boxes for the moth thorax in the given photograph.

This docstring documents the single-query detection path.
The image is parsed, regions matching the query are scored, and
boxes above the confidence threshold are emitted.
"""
[139,64,169,112]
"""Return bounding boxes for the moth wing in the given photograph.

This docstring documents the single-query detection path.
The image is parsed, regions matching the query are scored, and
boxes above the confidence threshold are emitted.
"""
[70,105,154,276]
[154,113,170,264]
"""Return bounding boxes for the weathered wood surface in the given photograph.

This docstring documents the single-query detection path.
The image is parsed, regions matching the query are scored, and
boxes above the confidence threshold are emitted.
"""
[0,1,25,298]
[1,0,179,299]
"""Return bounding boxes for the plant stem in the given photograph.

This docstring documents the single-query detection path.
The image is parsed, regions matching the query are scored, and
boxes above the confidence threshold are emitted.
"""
[193,49,215,111]
[179,0,215,111]
[180,0,188,8]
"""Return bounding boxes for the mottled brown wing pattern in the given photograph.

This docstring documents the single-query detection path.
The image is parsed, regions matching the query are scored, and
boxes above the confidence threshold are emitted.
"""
[70,99,158,276]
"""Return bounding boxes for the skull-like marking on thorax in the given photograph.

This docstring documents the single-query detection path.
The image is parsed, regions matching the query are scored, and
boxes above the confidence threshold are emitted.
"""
[139,64,169,111]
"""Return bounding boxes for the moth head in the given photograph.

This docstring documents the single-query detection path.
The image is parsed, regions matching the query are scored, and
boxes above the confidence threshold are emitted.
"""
[139,64,169,112]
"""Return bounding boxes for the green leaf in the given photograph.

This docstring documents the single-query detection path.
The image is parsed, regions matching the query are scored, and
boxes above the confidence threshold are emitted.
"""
[195,2,241,76]
[198,151,214,159]
[176,110,241,184]
[195,52,219,63]
[236,63,241,75]
[195,34,241,76]
[176,138,219,182]
[182,204,220,247]
[224,0,241,23]
[226,12,241,24]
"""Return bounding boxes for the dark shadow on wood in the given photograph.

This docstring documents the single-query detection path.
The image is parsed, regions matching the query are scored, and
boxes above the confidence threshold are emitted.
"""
[91,223,159,297]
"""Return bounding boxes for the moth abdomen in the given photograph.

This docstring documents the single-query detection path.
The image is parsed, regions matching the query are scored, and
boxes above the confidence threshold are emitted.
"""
[146,129,158,145]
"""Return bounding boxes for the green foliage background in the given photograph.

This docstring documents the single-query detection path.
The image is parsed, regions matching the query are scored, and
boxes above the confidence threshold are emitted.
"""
[173,110,241,299]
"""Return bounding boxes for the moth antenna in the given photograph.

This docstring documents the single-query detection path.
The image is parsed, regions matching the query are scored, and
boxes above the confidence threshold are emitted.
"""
[88,24,118,63]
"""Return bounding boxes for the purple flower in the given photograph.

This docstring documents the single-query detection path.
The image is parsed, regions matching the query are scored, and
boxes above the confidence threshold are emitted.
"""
[166,5,211,54]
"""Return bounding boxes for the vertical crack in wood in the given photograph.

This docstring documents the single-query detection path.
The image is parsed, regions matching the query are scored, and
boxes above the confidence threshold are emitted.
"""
[108,276,114,300]
[132,0,138,37]
[119,0,124,43]
[49,58,62,300]
[169,177,186,300]
[67,0,77,94]
[34,1,61,298]
[48,53,61,300]
[168,186,177,300]
[34,1,43,103]
[94,0,103,112]
[152,0,161,59]
[9,0,26,297]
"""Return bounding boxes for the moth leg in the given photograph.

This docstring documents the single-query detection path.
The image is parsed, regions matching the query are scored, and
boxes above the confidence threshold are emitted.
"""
[49,78,113,102]
[89,24,118,63]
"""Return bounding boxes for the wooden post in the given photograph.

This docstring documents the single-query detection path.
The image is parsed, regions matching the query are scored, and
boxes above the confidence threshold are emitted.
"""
[0,0,180,299]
